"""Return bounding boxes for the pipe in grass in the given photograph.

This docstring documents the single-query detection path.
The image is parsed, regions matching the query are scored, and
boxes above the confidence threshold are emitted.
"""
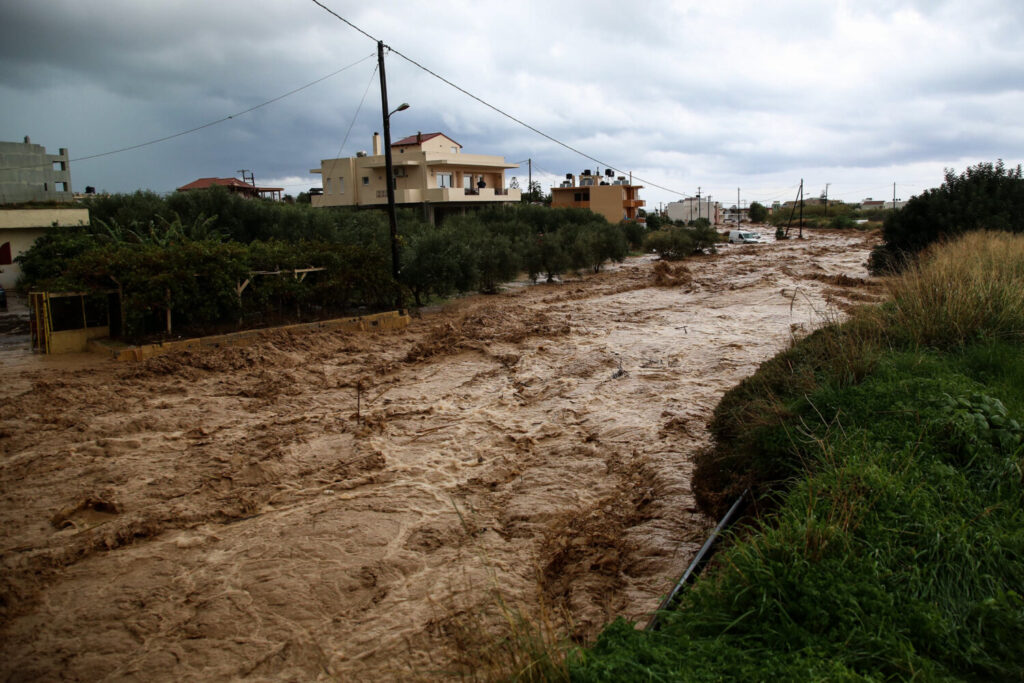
[646,489,749,632]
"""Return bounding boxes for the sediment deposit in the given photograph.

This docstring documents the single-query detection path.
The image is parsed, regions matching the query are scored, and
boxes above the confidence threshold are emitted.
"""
[0,229,878,680]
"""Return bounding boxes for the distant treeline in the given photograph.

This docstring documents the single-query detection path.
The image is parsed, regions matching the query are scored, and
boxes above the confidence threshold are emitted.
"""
[17,188,642,339]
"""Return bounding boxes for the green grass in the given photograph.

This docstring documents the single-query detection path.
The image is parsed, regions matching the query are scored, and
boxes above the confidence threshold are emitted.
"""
[566,232,1024,681]
[572,344,1024,680]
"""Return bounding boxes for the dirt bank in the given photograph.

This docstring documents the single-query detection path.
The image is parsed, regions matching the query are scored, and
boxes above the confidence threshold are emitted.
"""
[0,228,879,680]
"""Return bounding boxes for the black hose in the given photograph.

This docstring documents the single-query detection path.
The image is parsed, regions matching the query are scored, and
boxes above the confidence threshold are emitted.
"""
[645,489,750,631]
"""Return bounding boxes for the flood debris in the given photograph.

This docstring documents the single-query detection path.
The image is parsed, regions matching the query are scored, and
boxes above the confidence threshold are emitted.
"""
[0,229,877,680]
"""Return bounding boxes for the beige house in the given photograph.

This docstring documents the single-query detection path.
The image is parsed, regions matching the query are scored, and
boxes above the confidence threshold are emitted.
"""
[0,208,89,289]
[550,170,644,224]
[665,197,721,224]
[311,132,520,222]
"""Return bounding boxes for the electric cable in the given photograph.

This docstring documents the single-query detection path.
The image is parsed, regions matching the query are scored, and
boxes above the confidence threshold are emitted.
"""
[5,52,376,171]
[308,0,690,197]
[335,62,380,160]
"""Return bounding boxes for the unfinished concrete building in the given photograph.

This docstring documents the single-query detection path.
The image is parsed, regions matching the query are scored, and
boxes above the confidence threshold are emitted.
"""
[0,137,73,205]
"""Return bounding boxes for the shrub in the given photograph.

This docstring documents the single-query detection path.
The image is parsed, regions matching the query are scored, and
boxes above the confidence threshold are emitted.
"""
[748,201,768,223]
[644,229,694,260]
[870,160,1024,274]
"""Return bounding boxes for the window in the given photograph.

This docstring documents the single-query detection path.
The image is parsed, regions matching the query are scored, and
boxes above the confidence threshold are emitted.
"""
[463,175,472,190]
[450,146,458,154]
[436,172,453,188]
[362,177,369,186]
[55,182,67,192]
[338,177,344,194]
[393,167,407,177]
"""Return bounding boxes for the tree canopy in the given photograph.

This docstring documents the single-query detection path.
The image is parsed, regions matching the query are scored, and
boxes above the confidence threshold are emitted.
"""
[17,189,641,340]
[870,160,1024,273]
[748,201,768,223]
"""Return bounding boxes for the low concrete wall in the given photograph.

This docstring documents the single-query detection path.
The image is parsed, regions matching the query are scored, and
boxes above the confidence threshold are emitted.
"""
[51,326,110,354]
[88,310,410,361]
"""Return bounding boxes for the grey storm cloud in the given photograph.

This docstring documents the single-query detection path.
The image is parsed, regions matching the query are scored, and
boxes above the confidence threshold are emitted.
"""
[1,0,1022,205]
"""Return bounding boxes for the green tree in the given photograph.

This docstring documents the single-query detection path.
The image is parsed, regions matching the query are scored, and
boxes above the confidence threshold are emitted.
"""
[869,160,1024,273]
[749,201,768,223]
[644,228,695,260]
[521,180,550,205]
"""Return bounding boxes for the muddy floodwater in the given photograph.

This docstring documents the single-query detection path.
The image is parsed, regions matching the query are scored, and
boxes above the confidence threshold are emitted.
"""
[0,229,878,680]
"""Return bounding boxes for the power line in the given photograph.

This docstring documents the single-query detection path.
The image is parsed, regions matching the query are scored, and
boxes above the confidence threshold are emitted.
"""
[309,0,379,42]
[308,1,689,197]
[335,62,380,159]
[6,52,376,171]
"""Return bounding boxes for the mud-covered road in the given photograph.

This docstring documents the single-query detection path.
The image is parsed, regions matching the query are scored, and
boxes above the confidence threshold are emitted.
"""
[0,228,878,680]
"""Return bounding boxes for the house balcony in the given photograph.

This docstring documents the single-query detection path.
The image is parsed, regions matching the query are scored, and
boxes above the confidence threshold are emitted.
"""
[422,187,521,203]
[624,199,646,208]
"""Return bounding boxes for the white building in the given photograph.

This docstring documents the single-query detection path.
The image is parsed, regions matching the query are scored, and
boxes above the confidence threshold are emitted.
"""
[665,197,722,224]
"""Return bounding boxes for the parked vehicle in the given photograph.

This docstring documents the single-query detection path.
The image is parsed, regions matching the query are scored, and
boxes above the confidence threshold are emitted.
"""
[0,284,6,311]
[728,230,764,244]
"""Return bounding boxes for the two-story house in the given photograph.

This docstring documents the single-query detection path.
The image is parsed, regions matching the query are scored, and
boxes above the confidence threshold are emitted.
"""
[311,132,520,223]
[549,169,644,224]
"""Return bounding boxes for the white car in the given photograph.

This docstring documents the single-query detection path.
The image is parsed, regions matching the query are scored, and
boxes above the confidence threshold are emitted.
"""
[728,230,764,244]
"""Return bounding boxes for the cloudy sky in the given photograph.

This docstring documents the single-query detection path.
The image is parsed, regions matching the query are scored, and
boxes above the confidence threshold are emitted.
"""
[2,0,1022,209]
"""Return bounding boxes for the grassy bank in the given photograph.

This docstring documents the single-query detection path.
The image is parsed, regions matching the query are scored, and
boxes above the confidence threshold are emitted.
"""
[567,232,1024,680]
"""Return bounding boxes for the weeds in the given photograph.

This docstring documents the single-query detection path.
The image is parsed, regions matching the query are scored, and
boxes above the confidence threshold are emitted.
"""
[573,231,1024,680]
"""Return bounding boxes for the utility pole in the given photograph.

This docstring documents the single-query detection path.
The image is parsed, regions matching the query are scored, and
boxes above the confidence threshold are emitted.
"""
[527,158,532,200]
[798,179,804,238]
[378,40,401,309]
[893,181,896,210]
[737,187,741,224]
[824,183,830,217]
[696,186,701,221]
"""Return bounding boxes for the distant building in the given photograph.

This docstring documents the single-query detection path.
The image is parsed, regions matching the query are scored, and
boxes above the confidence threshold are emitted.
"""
[783,197,828,208]
[860,198,885,210]
[310,131,520,223]
[0,207,89,289]
[0,137,73,204]
[550,169,644,223]
[177,177,283,201]
[665,197,721,224]
[723,206,749,224]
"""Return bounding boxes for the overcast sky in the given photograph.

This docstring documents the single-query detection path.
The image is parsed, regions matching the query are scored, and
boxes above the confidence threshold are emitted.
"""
[2,0,1022,209]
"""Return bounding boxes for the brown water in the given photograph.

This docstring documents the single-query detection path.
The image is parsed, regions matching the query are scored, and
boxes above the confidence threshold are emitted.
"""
[0,229,879,680]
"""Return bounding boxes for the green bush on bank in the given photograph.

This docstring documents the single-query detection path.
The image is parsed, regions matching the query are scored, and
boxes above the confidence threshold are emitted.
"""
[570,231,1024,680]
[869,160,1024,274]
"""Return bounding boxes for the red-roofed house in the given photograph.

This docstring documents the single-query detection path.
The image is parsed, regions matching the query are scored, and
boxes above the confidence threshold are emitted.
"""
[310,131,520,223]
[177,177,283,201]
